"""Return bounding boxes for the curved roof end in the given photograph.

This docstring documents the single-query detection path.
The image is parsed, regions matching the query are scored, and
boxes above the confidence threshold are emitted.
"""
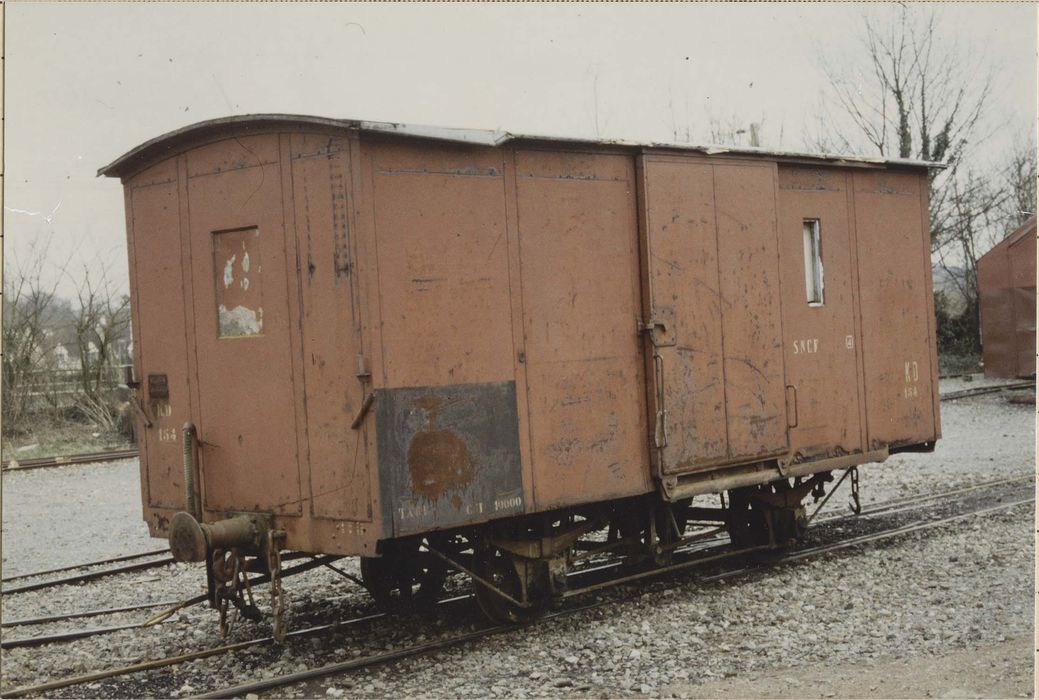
[97,114,363,178]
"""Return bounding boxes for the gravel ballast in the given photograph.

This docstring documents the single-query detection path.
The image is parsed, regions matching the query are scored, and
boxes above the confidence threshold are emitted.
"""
[0,381,1033,698]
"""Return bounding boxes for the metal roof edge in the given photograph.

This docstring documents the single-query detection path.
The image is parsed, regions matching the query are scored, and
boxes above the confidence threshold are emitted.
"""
[98,113,945,178]
[978,214,1036,263]
[1003,214,1037,248]
[97,114,360,177]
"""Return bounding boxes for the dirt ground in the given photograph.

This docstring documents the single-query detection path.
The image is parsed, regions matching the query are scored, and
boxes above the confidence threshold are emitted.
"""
[665,635,1034,699]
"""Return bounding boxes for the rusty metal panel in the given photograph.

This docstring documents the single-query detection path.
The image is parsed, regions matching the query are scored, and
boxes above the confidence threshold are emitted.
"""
[776,167,863,458]
[370,142,515,389]
[288,133,371,522]
[185,136,304,515]
[853,171,937,447]
[127,157,192,511]
[1011,285,1036,376]
[979,240,1015,377]
[639,157,729,471]
[629,154,789,479]
[185,133,280,179]
[981,217,1037,378]
[375,381,524,535]
[514,149,651,508]
[711,162,789,462]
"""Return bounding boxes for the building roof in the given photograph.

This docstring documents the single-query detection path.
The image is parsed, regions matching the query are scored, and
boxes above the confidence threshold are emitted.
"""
[98,113,946,179]
[1004,214,1037,249]
[980,214,1037,263]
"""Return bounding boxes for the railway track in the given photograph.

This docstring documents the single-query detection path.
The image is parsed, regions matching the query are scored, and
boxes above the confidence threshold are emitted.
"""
[3,473,1029,643]
[1,548,169,585]
[2,474,1031,699]
[202,491,1038,699]
[0,547,321,598]
[1,552,174,595]
[1,448,138,472]
[939,379,1034,401]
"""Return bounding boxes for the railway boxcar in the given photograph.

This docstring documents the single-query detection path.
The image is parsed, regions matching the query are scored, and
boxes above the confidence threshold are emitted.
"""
[101,115,940,630]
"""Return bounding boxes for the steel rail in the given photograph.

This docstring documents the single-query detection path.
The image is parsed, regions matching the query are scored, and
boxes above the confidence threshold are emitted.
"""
[1,621,168,650]
[6,475,1023,652]
[1,557,175,595]
[940,380,1034,401]
[0,555,341,652]
[195,494,1035,699]
[5,486,1029,700]
[1,600,178,629]
[0,613,386,698]
[556,477,1034,597]
[700,497,1036,584]
[1,548,170,584]
[814,473,1034,524]
[1,448,139,472]
[1,474,1026,650]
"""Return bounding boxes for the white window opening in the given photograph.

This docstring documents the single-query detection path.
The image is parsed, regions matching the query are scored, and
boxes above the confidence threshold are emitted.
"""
[803,219,824,305]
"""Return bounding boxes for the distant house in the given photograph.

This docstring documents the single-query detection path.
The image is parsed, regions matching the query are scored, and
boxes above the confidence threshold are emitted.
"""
[51,342,73,369]
[40,320,133,371]
[978,215,1036,378]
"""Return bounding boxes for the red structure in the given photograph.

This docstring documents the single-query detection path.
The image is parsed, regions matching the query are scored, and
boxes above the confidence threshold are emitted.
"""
[101,115,942,629]
[979,215,1036,379]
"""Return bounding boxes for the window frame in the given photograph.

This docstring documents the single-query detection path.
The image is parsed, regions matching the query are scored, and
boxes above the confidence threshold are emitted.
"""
[802,218,824,306]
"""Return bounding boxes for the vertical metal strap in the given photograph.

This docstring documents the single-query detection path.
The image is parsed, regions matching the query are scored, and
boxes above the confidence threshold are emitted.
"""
[653,352,668,448]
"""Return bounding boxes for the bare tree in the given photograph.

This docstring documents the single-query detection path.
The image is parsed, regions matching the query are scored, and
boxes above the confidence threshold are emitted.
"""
[932,169,1012,354]
[813,5,1023,357]
[816,5,996,249]
[997,131,1037,230]
[2,240,66,435]
[820,7,993,161]
[69,263,132,431]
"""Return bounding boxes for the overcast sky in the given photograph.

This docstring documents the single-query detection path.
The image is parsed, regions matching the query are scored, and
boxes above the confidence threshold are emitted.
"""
[6,2,1036,298]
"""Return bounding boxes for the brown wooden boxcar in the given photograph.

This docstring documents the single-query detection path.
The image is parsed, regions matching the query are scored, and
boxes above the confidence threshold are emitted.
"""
[979,215,1036,379]
[101,115,940,627]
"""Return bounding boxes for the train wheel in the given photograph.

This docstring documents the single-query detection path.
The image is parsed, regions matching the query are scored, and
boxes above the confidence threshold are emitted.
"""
[726,488,771,549]
[471,542,549,625]
[768,505,808,546]
[727,486,807,549]
[360,538,447,613]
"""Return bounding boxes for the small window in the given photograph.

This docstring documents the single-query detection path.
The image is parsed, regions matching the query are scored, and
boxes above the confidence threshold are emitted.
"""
[802,219,824,305]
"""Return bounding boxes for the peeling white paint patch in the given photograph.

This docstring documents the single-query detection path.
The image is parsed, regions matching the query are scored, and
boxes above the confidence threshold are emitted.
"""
[241,277,250,291]
[218,303,262,337]
[242,252,251,273]
[5,201,62,223]
[223,254,236,288]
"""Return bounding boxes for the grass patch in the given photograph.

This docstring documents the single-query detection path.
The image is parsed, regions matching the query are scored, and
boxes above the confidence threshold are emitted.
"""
[2,421,134,462]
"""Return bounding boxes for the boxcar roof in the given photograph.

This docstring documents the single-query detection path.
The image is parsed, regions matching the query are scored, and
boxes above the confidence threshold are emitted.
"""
[98,113,944,179]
